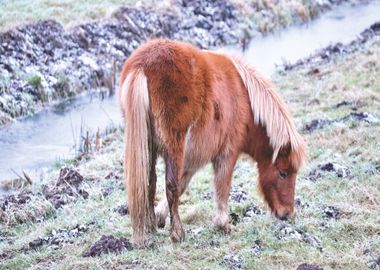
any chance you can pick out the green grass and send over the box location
[1,39,380,270]
[27,74,41,89]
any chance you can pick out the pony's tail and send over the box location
[120,69,154,247]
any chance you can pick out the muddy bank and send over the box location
[0,0,348,126]
[0,167,87,225]
[284,22,380,71]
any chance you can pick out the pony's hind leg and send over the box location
[164,151,187,242]
[212,152,238,234]
[155,169,196,228]
[148,146,158,232]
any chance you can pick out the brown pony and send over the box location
[118,39,306,247]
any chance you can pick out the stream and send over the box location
[0,1,379,187]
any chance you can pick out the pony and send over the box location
[118,39,306,248]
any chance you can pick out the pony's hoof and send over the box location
[214,222,231,234]
[131,236,153,249]
[170,226,185,243]
[155,201,169,228]
[156,214,166,228]
[213,214,231,234]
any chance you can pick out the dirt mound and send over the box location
[276,223,323,251]
[322,205,341,219]
[0,190,54,225]
[303,111,379,133]
[83,235,132,257]
[28,223,91,250]
[230,183,249,203]
[308,162,351,181]
[243,205,266,217]
[297,264,324,270]
[1,190,33,209]
[114,203,129,216]
[57,167,84,187]
[222,253,245,270]
[42,167,88,209]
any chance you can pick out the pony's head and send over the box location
[257,144,306,220]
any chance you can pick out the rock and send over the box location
[83,235,132,257]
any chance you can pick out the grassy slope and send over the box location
[1,39,380,270]
[0,0,144,30]
[0,0,335,32]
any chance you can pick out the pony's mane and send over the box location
[225,54,306,169]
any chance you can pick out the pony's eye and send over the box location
[279,171,288,179]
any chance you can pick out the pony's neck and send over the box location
[244,122,273,166]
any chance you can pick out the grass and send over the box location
[0,0,145,30]
[27,74,41,89]
[1,36,380,270]
[0,0,339,32]
[231,0,339,33]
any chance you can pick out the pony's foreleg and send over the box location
[164,152,187,242]
[212,153,238,234]
[155,169,196,228]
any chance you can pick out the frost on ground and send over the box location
[1,14,380,270]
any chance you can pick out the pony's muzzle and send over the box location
[274,207,293,221]
[276,211,290,221]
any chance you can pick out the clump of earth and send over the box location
[83,235,132,257]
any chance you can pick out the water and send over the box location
[0,93,122,181]
[227,1,380,75]
[0,1,379,184]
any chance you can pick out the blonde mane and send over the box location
[226,55,306,169]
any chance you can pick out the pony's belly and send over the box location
[183,125,220,173]
[183,143,210,173]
